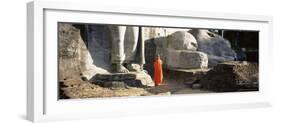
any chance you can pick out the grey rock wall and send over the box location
[58,23,97,80]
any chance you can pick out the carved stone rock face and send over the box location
[167,31,198,51]
[58,24,106,81]
[58,23,95,80]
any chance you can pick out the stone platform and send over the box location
[163,68,210,83]
[91,71,155,88]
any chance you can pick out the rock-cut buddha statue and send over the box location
[109,25,145,73]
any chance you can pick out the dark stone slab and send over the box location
[91,71,155,88]
[163,68,210,84]
[94,73,137,81]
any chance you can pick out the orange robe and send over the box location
[154,57,163,86]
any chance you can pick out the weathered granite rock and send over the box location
[58,23,97,80]
[167,31,198,50]
[165,49,208,69]
[188,29,237,67]
[198,61,258,92]
[92,71,155,87]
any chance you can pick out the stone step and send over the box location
[91,71,155,88]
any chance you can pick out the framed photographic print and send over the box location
[27,0,273,122]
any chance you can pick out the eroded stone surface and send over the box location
[58,23,97,80]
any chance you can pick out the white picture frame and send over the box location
[27,0,273,122]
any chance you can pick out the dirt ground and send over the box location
[60,77,209,99]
